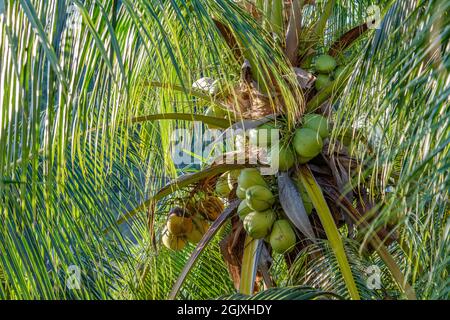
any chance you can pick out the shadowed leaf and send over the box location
[277,171,316,241]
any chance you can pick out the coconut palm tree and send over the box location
[0,0,448,300]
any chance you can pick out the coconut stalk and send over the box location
[328,23,369,57]
[239,236,263,294]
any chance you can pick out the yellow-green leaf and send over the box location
[298,166,360,300]
[239,236,262,295]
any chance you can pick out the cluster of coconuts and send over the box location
[235,168,297,254]
[313,54,345,91]
[162,194,224,251]
[211,113,331,254]
[216,167,296,254]
[232,114,329,171]
[259,114,329,171]
[291,113,329,164]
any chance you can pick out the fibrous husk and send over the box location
[187,193,224,221]
[222,82,282,120]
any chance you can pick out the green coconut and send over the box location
[215,173,231,198]
[298,155,313,164]
[315,74,332,91]
[237,199,253,220]
[303,114,329,139]
[227,169,241,189]
[246,185,275,212]
[270,144,295,172]
[237,168,268,190]
[236,186,247,200]
[315,54,337,73]
[269,220,297,254]
[248,122,279,147]
[293,128,324,158]
[333,66,345,80]
[243,210,276,239]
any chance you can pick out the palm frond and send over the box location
[221,285,341,300]
[331,0,449,298]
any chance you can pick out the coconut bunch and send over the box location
[311,54,345,92]
[161,186,226,251]
[212,113,329,170]
[236,169,297,254]
[216,167,299,255]
[162,207,211,251]
[245,113,329,168]
[212,113,330,255]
